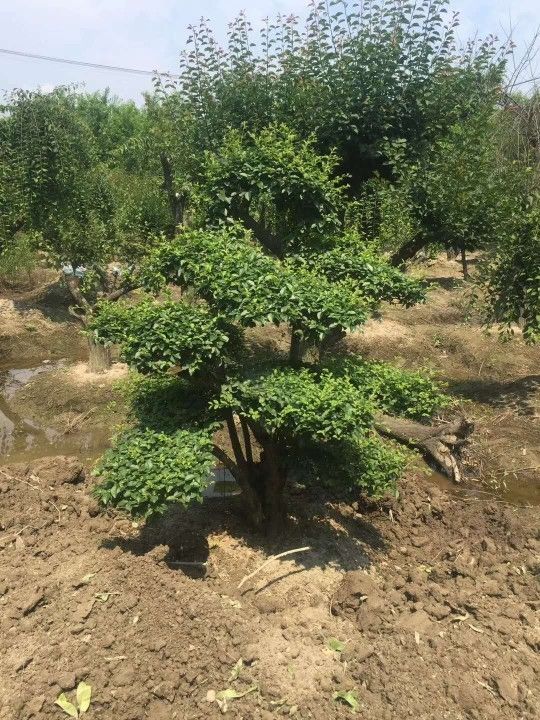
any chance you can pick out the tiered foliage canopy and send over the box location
[90,127,447,531]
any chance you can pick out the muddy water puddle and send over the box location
[0,360,111,464]
[427,467,540,507]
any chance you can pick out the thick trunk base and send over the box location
[239,464,287,537]
[375,414,474,483]
[390,237,428,266]
[239,486,286,536]
[87,337,112,373]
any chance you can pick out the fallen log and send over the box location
[374,414,474,483]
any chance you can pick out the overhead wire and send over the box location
[0,47,179,79]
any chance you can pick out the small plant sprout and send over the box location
[333,689,359,712]
[326,637,346,653]
[55,681,92,718]
[215,686,257,714]
[229,658,244,682]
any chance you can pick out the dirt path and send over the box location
[0,458,538,720]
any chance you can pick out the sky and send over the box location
[0,0,539,103]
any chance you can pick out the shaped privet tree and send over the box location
[90,128,466,533]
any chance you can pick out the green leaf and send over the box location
[55,693,78,718]
[215,685,257,713]
[327,637,345,653]
[229,658,244,682]
[333,690,359,711]
[76,682,92,714]
[93,426,215,520]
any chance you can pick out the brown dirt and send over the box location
[0,271,86,369]
[0,459,538,720]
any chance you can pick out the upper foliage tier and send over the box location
[133,224,424,343]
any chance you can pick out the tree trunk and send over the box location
[319,327,346,362]
[446,244,459,260]
[212,444,264,528]
[460,245,469,279]
[237,211,283,257]
[160,153,184,235]
[289,329,304,367]
[374,414,474,483]
[219,415,288,535]
[260,441,287,536]
[87,336,112,373]
[240,479,265,529]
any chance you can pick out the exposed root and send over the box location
[375,414,474,482]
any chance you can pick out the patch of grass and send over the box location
[0,233,38,282]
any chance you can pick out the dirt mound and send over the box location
[0,458,538,720]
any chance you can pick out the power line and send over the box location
[0,47,179,79]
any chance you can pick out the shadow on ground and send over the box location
[102,491,387,580]
[423,276,465,291]
[13,278,76,325]
[449,374,540,415]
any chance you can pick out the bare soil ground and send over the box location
[0,269,87,368]
[1,257,539,719]
[348,255,540,504]
[0,459,538,720]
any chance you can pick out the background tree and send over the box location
[3,88,120,368]
[483,89,540,341]
[480,178,540,343]
[0,100,31,278]
[384,114,509,273]
[160,1,505,228]
[1,87,170,369]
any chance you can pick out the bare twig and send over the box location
[0,524,30,545]
[237,546,311,590]
[62,407,97,434]
[0,467,39,490]
[475,679,497,697]
[468,623,485,634]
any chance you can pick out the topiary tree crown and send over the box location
[90,127,448,533]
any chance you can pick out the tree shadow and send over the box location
[448,374,540,416]
[102,489,387,582]
[13,278,77,325]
